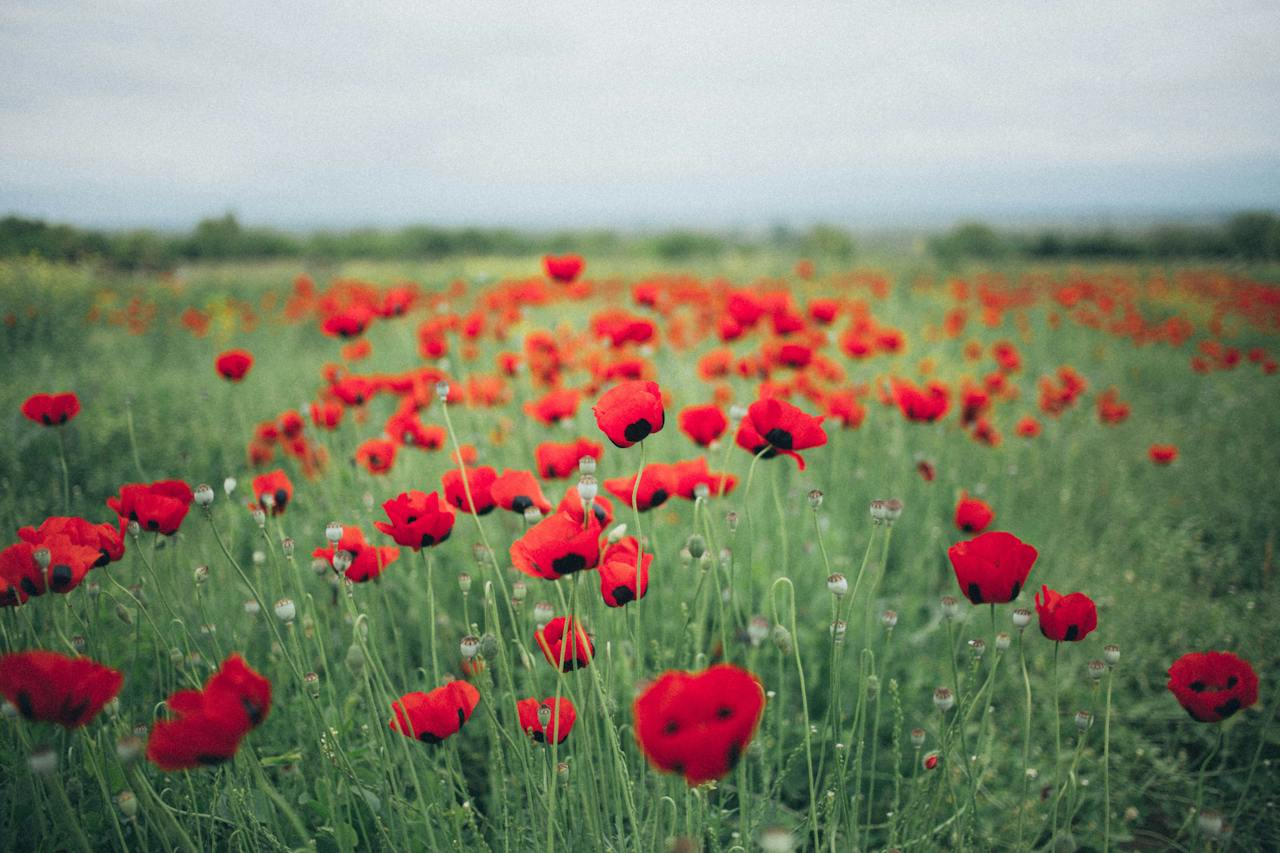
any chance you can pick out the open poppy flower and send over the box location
[2,534,100,598]
[599,536,650,607]
[672,457,737,499]
[558,487,614,527]
[535,438,604,479]
[735,418,805,470]
[0,650,122,728]
[517,696,577,744]
[18,516,125,568]
[1149,444,1178,465]
[947,531,1036,604]
[511,511,602,580]
[747,398,827,455]
[106,480,194,535]
[1167,651,1259,723]
[355,438,398,475]
[441,466,498,515]
[525,388,581,426]
[321,305,373,339]
[214,349,254,382]
[1034,585,1097,642]
[678,404,728,447]
[20,392,81,426]
[543,254,585,284]
[390,680,481,744]
[375,491,455,549]
[604,463,679,512]
[312,525,400,582]
[954,492,994,534]
[490,470,553,515]
[147,653,272,770]
[891,379,951,423]
[386,407,446,450]
[594,381,665,448]
[535,617,593,671]
[0,543,44,606]
[310,400,345,430]
[633,664,766,785]
[251,470,293,515]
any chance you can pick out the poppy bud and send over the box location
[1104,643,1120,667]
[607,524,627,544]
[304,671,321,698]
[686,535,706,559]
[458,572,472,594]
[224,477,237,495]
[115,603,134,625]
[333,550,353,574]
[1012,607,1032,629]
[576,474,598,503]
[435,381,450,401]
[831,620,847,644]
[910,727,926,748]
[578,455,597,475]
[251,508,266,528]
[28,747,57,776]
[194,483,214,507]
[881,609,898,629]
[127,520,141,537]
[808,489,824,509]
[933,686,955,712]
[748,616,769,646]
[969,638,986,660]
[116,790,139,819]
[772,625,793,655]
[941,595,960,620]
[461,636,481,660]
[480,634,499,658]
[274,599,296,623]
[1087,660,1106,681]
[866,675,879,699]
[995,632,1011,652]
[281,538,295,559]
[72,635,86,653]
[116,735,143,764]
[726,511,740,533]
[827,573,848,597]
[512,581,528,602]
[1074,710,1093,732]
[922,751,939,771]
[534,601,554,627]
[345,643,366,676]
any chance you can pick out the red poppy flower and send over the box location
[251,470,293,516]
[947,531,1037,605]
[146,653,272,770]
[594,381,665,448]
[535,438,604,479]
[604,463,679,512]
[1149,444,1178,465]
[1015,416,1041,438]
[633,664,766,785]
[312,525,400,582]
[277,410,305,439]
[20,392,81,426]
[954,492,995,534]
[891,379,951,423]
[375,491,455,550]
[735,418,807,470]
[0,651,122,728]
[490,470,553,515]
[517,696,577,744]
[106,480,194,535]
[389,681,480,744]
[678,404,728,447]
[310,400,345,430]
[1167,651,1259,723]
[525,388,581,426]
[535,617,593,671]
[214,349,254,382]
[355,438,398,475]
[18,516,125,568]
[558,487,614,527]
[0,543,44,606]
[511,511,602,580]
[321,305,373,339]
[1034,585,1097,642]
[385,407,446,450]
[747,398,827,458]
[599,536,651,607]
[441,466,498,515]
[672,458,737,500]
[543,254,585,284]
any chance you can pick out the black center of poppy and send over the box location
[16,692,34,720]
[420,533,436,547]
[50,564,73,591]
[611,586,635,605]
[511,496,533,512]
[242,696,264,726]
[716,705,734,720]
[197,754,230,766]
[418,731,443,745]
[41,414,53,425]
[531,731,546,743]
[663,720,680,735]
[1064,625,1079,642]
[552,553,587,575]
[1227,676,1238,688]
[624,419,652,443]
[726,741,744,771]
[967,583,984,604]
[1214,697,1242,719]
[274,489,289,508]
[20,578,38,596]
[59,697,89,726]
[648,490,668,508]
[1190,680,1207,693]
[1009,581,1022,600]
[763,428,793,449]
[146,519,159,531]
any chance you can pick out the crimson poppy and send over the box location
[1167,651,1259,723]
[947,531,1037,605]
[312,525,400,582]
[106,480,194,535]
[1034,585,1097,642]
[599,537,650,607]
[390,681,481,743]
[517,696,577,744]
[490,470,553,516]
[355,438,398,475]
[251,470,293,515]
[536,438,604,479]
[603,463,679,512]
[678,404,728,447]
[891,379,950,423]
[310,400,345,430]
[0,543,44,606]
[441,466,498,515]
[375,491,455,550]
[511,511,602,580]
[1149,444,1178,465]
[558,487,614,527]
[0,651,122,728]
[386,409,446,451]
[747,398,827,457]
[321,305,373,339]
[633,664,766,785]
[20,392,81,426]
[594,381,665,448]
[277,410,305,439]
[214,349,254,382]
[1015,416,1041,438]
[735,418,806,470]
[543,254,585,284]
[525,388,581,426]
[671,457,737,500]
[18,515,125,568]
[954,492,995,534]
[147,653,272,770]
[535,617,593,671]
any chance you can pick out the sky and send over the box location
[2,1,1279,230]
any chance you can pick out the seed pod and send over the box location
[332,550,353,574]
[1074,710,1093,732]
[933,686,955,712]
[281,538,295,559]
[969,638,987,660]
[71,635,86,653]
[883,498,904,523]
[827,573,848,597]
[831,620,847,644]
[28,747,57,776]
[534,601,554,627]
[435,381,450,401]
[995,632,1011,652]
[194,484,215,507]
[325,521,344,543]
[748,616,769,646]
[224,477,237,496]
[1012,607,1032,629]
[910,727,927,748]
[116,790,139,819]
[251,509,266,528]
[726,511,740,533]
[537,703,553,729]
[576,475,598,503]
[578,456,597,475]
[807,489,824,509]
[460,636,481,660]
[607,523,627,544]
[274,599,296,623]
[941,596,960,620]
[512,581,528,602]
[881,609,899,629]
[1087,660,1106,681]
[243,598,261,616]
[193,564,209,585]
[304,671,321,699]
[116,735,143,764]
[522,506,543,524]
[458,572,473,594]
[1104,643,1120,667]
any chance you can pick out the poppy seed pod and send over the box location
[30,546,50,570]
[910,727,927,748]
[194,483,215,508]
[126,520,140,537]
[760,826,795,853]
[252,509,266,528]
[941,595,960,620]
[831,620,847,644]
[1074,710,1093,732]
[458,572,472,594]
[304,671,321,699]
[534,601,554,627]
[726,511,740,533]
[748,616,769,646]
[808,489,824,509]
[72,635,86,653]
[325,522,343,544]
[28,747,58,776]
[827,573,848,597]
[116,790,139,819]
[460,636,481,660]
[273,599,296,623]
[578,455,597,475]
[224,477,237,495]
[1012,607,1032,629]
[995,632,1011,652]
[1198,811,1225,838]
[537,703,553,729]
[607,524,628,544]
[576,475,598,503]
[522,506,542,524]
[116,735,143,764]
[883,498,904,523]
[332,550,353,574]
[435,381,450,401]
[933,686,955,712]
[1104,643,1120,667]
[310,557,329,576]
[1087,660,1106,681]
[512,581,528,601]
[881,609,899,629]
[728,404,748,425]
[969,638,987,660]
[243,599,261,616]
[869,499,888,522]
[281,537,295,558]
[693,482,710,500]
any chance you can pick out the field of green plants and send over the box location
[1,253,1277,852]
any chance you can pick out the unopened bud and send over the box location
[325,521,343,543]
[311,557,329,576]
[772,625,793,655]
[345,643,366,676]
[686,535,706,560]
[115,603,134,626]
[194,483,215,507]
[1012,607,1032,629]
[480,634,499,659]
[304,671,321,698]
[933,686,955,712]
[274,598,296,623]
[922,751,939,771]
[116,790,139,819]
[168,647,184,667]
[807,489,824,509]
[827,573,848,597]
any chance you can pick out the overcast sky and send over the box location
[2,1,1278,229]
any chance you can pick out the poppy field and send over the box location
[1,253,1278,852]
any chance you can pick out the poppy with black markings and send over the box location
[511,511,602,580]
[146,653,271,770]
[252,469,293,516]
[1034,585,1097,642]
[948,531,1037,605]
[375,491,455,550]
[954,492,994,534]
[593,381,665,448]
[20,392,81,426]
[106,480,194,535]
[604,464,679,512]
[214,349,254,382]
[312,525,400,582]
[389,680,480,744]
[0,650,122,728]
[599,536,650,607]
[543,254,585,284]
[535,617,594,671]
[1167,651,1258,723]
[558,487,614,527]
[18,515,125,569]
[747,397,828,458]
[517,696,577,744]
[672,457,737,500]
[633,664,766,785]
[441,466,498,515]
[535,437,604,479]
[355,438,398,475]
[490,470,553,516]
